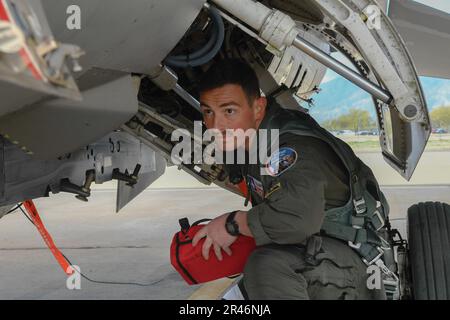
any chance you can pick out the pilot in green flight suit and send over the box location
[191,59,387,300]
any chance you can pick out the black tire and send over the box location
[407,202,450,300]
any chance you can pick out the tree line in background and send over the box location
[430,106,450,130]
[321,106,450,132]
[321,108,376,132]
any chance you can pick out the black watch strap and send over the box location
[225,211,240,236]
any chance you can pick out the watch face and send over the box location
[226,221,239,236]
[226,211,239,236]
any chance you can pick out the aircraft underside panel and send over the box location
[0,0,206,160]
[41,0,207,76]
[0,131,166,210]
[0,74,140,159]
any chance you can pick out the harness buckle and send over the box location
[348,240,361,249]
[374,256,400,299]
[348,225,364,249]
[353,198,367,215]
[362,246,384,266]
[370,209,385,231]
[376,258,400,298]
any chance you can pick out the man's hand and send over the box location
[192,212,237,261]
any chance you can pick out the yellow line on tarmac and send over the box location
[188,278,235,300]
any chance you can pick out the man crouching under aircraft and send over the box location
[191,59,389,300]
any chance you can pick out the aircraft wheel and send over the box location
[407,202,450,300]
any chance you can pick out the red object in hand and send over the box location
[170,218,256,285]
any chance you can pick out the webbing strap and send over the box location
[321,221,383,246]
[321,220,385,264]
[351,174,367,216]
[321,220,366,243]
[23,200,73,275]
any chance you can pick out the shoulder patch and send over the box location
[265,147,298,177]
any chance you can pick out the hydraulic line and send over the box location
[165,7,225,68]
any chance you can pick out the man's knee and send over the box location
[242,245,310,300]
[243,245,294,278]
[244,247,274,276]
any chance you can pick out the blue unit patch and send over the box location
[265,147,298,176]
[247,175,264,199]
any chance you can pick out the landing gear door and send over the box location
[0,0,82,100]
[305,0,432,180]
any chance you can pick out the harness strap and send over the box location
[322,220,383,244]
[321,220,366,243]
[321,220,386,264]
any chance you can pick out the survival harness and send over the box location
[261,100,398,282]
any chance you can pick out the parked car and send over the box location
[434,128,448,134]
[336,130,355,135]
[356,130,378,136]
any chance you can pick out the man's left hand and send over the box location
[192,212,238,261]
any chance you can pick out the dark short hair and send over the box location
[197,59,261,104]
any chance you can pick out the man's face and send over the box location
[200,84,266,151]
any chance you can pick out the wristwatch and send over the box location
[225,211,240,236]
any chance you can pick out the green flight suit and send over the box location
[233,100,386,300]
